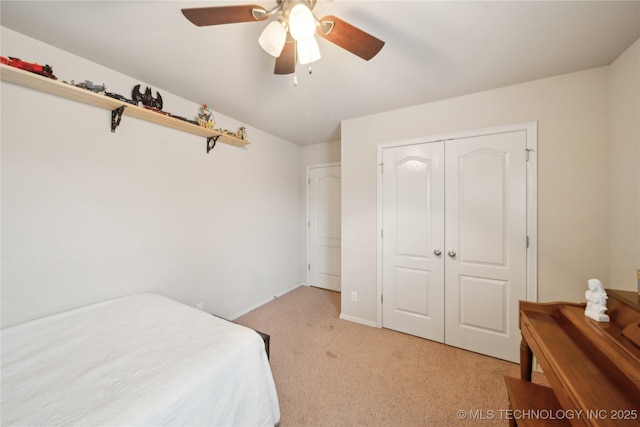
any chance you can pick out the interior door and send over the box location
[307,164,341,292]
[444,131,527,363]
[380,129,529,362]
[381,143,445,342]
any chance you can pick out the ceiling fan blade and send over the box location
[182,5,268,27]
[317,15,384,61]
[274,40,296,75]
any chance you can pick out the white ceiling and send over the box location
[2,1,639,146]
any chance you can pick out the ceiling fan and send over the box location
[181,0,385,75]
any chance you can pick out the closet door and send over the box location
[443,131,527,363]
[381,142,445,342]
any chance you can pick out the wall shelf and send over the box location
[0,64,250,151]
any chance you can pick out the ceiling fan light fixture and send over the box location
[297,36,321,65]
[181,3,385,75]
[289,3,316,42]
[258,18,287,57]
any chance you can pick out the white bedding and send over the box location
[1,293,280,426]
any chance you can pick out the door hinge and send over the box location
[381,294,384,304]
[308,264,311,270]
[526,236,530,248]
[379,163,384,173]
[308,220,310,228]
[381,229,383,239]
[525,148,532,161]
[308,178,311,185]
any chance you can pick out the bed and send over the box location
[1,293,280,426]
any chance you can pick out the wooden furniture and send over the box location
[504,377,569,427]
[505,289,640,426]
[0,63,250,152]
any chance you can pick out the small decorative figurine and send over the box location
[1,56,57,79]
[237,126,247,140]
[584,278,610,322]
[74,80,105,93]
[197,104,215,129]
[132,84,163,110]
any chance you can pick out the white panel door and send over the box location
[444,131,527,363]
[308,164,341,292]
[382,143,445,342]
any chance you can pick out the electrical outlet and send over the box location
[351,292,358,302]
[196,302,204,311]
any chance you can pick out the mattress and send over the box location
[1,293,280,426]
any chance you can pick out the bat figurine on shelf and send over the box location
[131,84,163,110]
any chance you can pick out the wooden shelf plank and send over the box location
[504,376,570,427]
[0,64,250,148]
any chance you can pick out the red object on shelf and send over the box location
[1,56,57,80]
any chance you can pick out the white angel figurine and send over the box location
[584,278,610,322]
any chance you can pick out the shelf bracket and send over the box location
[111,106,126,133]
[206,135,220,153]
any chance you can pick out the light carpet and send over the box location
[235,285,547,426]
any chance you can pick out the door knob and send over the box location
[434,249,442,256]
[448,250,457,258]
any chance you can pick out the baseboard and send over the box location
[228,282,304,320]
[339,313,379,328]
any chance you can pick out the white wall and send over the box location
[1,28,303,327]
[341,66,614,325]
[608,40,640,291]
[301,140,341,167]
